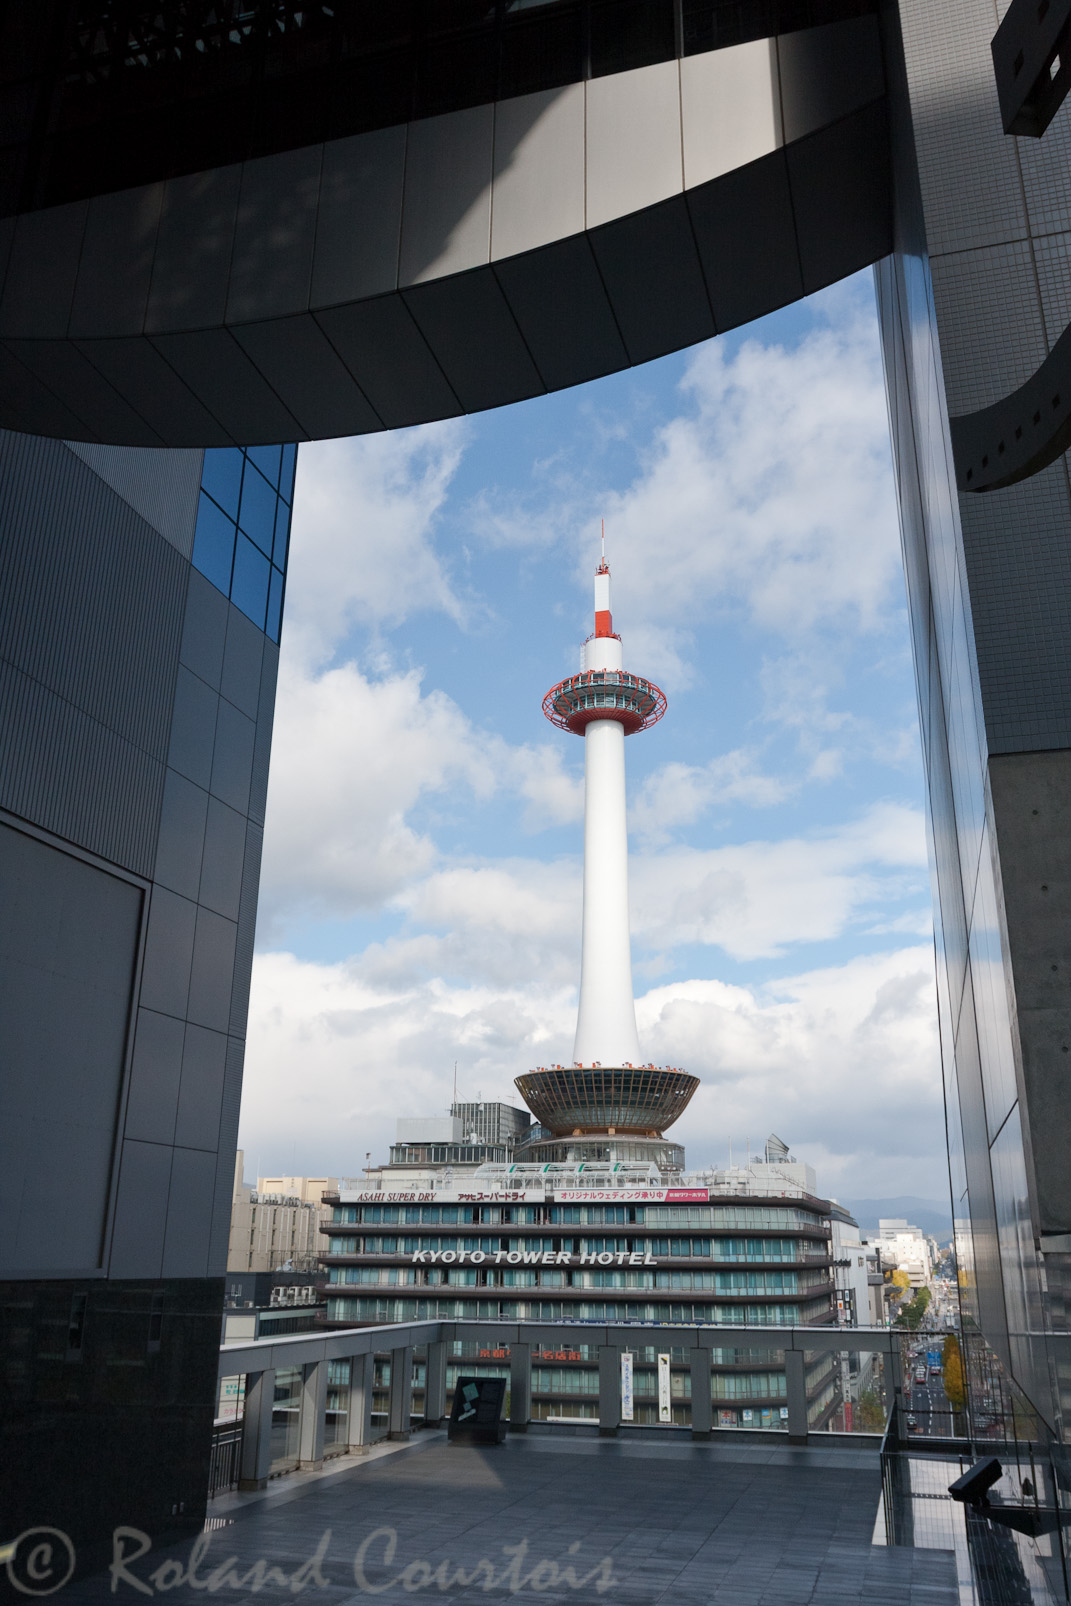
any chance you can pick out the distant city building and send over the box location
[226,1152,338,1273]
[385,1102,533,1171]
[876,1218,937,1289]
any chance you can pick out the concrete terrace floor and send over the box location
[66,1431,958,1605]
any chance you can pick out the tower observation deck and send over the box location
[517,541,698,1147]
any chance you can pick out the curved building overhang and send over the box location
[0,16,890,447]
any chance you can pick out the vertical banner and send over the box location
[658,1353,671,1422]
[620,1352,634,1422]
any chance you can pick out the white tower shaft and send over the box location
[572,575,642,1066]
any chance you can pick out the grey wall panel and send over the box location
[0,343,93,438]
[3,339,162,447]
[108,1138,172,1277]
[139,887,196,1021]
[0,434,186,757]
[680,42,781,189]
[688,152,803,332]
[249,643,279,830]
[400,106,494,286]
[187,907,237,1034]
[168,668,219,791]
[145,166,242,335]
[123,1008,184,1147]
[198,798,245,921]
[221,608,265,722]
[0,661,165,878]
[227,147,322,325]
[403,271,543,411]
[233,316,383,438]
[229,823,263,1039]
[785,102,893,296]
[0,202,88,339]
[491,86,586,261]
[154,769,209,901]
[208,1036,248,1274]
[68,184,164,340]
[585,60,682,230]
[162,1147,218,1278]
[776,17,885,144]
[180,571,229,693]
[311,126,406,308]
[174,1025,227,1153]
[0,820,142,1274]
[210,700,255,815]
[494,237,629,392]
[64,443,204,560]
[589,197,714,363]
[75,336,232,448]
[314,298,461,428]
[148,328,304,445]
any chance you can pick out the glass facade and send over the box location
[192,445,295,644]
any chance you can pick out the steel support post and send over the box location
[785,1349,808,1444]
[424,1341,447,1426]
[238,1367,276,1490]
[298,1359,327,1469]
[690,1348,712,1437]
[388,1345,413,1440]
[347,1352,373,1454]
[509,1341,531,1432]
[598,1345,621,1437]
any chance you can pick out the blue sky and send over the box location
[239,269,946,1204]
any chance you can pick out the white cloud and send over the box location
[630,750,791,845]
[241,943,944,1198]
[286,425,467,667]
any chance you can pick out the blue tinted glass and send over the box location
[279,443,297,504]
[192,492,237,596]
[231,533,271,630]
[273,496,293,570]
[200,448,244,518]
[238,463,277,556]
[246,444,282,487]
[266,566,285,643]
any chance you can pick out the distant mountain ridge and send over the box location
[836,1195,953,1243]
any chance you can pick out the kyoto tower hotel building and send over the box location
[320,553,838,1429]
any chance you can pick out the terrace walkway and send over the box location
[66,1430,957,1605]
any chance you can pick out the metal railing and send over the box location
[208,1423,243,1498]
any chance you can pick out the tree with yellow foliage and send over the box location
[942,1334,966,1412]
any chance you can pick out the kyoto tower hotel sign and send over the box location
[517,541,698,1143]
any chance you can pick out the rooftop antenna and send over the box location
[453,1061,457,1106]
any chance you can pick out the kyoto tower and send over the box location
[515,534,698,1155]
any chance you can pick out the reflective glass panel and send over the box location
[273,497,292,569]
[267,567,285,643]
[280,443,298,504]
[246,443,282,487]
[192,493,236,595]
[231,534,271,630]
[237,463,278,556]
[200,448,244,518]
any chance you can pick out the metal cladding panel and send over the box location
[493,235,629,391]
[314,296,461,428]
[123,1007,185,1147]
[144,165,242,335]
[589,195,715,363]
[74,335,233,447]
[311,126,407,308]
[229,821,264,1039]
[68,183,165,340]
[0,820,143,1274]
[0,202,88,339]
[687,150,804,331]
[232,315,383,438]
[3,338,162,446]
[64,443,204,559]
[208,1034,247,1275]
[0,434,187,874]
[784,100,893,296]
[490,85,586,261]
[403,269,544,411]
[226,147,322,325]
[0,342,91,438]
[148,327,304,445]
